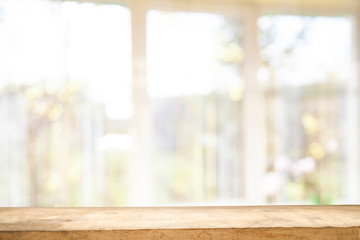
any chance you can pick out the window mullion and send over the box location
[242,5,267,204]
[129,0,154,205]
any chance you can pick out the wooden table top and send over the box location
[1,205,359,231]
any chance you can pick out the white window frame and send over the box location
[128,0,267,205]
[67,0,360,205]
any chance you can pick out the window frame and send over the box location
[128,0,267,205]
[59,0,360,204]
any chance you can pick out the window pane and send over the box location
[258,15,357,204]
[0,0,132,206]
[147,10,245,204]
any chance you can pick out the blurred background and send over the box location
[0,0,359,207]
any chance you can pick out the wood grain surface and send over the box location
[0,205,359,239]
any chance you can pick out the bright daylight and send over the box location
[0,0,359,208]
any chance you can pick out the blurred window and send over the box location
[147,10,245,204]
[0,0,359,207]
[258,15,357,204]
[0,0,132,206]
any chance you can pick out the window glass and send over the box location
[258,15,357,204]
[147,10,245,204]
[0,0,132,206]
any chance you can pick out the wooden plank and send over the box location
[0,228,359,240]
[0,206,359,240]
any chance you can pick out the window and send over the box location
[147,10,245,204]
[0,0,359,206]
[259,14,358,204]
[0,0,132,206]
